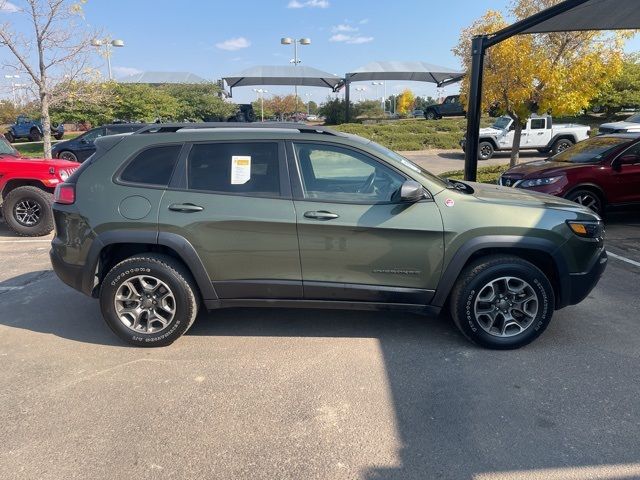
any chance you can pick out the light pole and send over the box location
[253,88,268,122]
[280,37,310,112]
[372,81,385,111]
[91,38,125,80]
[4,74,20,105]
[355,87,366,102]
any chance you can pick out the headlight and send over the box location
[567,220,604,239]
[518,176,562,188]
[59,169,69,181]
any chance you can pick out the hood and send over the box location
[466,180,591,213]
[502,159,588,178]
[478,126,503,136]
[1,154,79,169]
[599,120,640,131]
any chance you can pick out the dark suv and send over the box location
[50,123,606,349]
[52,123,145,162]
[424,95,466,120]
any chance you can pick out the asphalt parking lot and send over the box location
[1,212,639,480]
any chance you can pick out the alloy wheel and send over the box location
[573,192,601,213]
[473,276,539,337]
[14,199,41,226]
[114,275,176,334]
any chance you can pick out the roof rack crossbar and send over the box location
[134,122,337,136]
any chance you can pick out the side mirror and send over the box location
[400,180,425,203]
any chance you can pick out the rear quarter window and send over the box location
[119,145,182,186]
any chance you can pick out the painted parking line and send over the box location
[0,286,24,291]
[607,251,640,268]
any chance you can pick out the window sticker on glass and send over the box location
[231,155,251,184]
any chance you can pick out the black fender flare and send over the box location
[431,235,570,308]
[546,134,576,148]
[83,230,218,300]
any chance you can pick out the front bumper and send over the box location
[561,249,607,308]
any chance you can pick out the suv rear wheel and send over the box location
[425,110,437,120]
[552,138,573,155]
[1,185,54,236]
[449,255,555,349]
[29,128,42,142]
[99,254,199,347]
[58,150,78,162]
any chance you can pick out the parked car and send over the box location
[424,95,465,120]
[412,109,425,118]
[498,133,640,215]
[461,115,591,160]
[598,113,640,134]
[50,122,606,349]
[4,115,64,143]
[52,123,146,162]
[0,136,78,236]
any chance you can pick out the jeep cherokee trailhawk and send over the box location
[50,123,607,349]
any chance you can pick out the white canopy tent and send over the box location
[223,65,343,96]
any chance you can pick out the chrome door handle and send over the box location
[168,203,204,213]
[304,210,339,220]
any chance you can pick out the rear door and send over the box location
[158,140,302,300]
[289,141,444,304]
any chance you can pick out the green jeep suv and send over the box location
[50,123,607,349]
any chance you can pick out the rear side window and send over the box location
[187,142,280,196]
[120,145,181,186]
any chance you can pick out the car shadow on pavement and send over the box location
[0,271,125,347]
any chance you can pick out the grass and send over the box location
[440,164,509,184]
[11,133,78,158]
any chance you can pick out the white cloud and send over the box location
[359,18,369,24]
[329,34,374,44]
[287,0,329,8]
[113,66,142,77]
[215,37,251,51]
[332,23,357,33]
[0,1,19,13]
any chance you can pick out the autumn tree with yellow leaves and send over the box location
[396,89,416,117]
[454,0,630,166]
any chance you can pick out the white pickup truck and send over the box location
[462,115,591,160]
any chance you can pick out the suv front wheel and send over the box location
[449,255,555,349]
[100,254,199,347]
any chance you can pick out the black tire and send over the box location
[100,254,199,347]
[54,133,64,140]
[449,255,555,349]
[537,148,551,154]
[478,141,494,160]
[565,188,604,216]
[58,150,78,162]
[1,185,54,236]
[29,128,42,142]
[425,110,437,120]
[4,132,14,143]
[551,138,573,155]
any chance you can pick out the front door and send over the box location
[611,143,640,204]
[158,140,302,299]
[289,141,444,304]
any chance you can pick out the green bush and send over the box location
[439,164,509,184]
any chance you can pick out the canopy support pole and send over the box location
[344,77,351,123]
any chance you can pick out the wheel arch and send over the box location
[548,134,577,147]
[478,137,498,149]
[1,179,52,200]
[431,235,569,310]
[85,230,218,302]
[564,183,607,204]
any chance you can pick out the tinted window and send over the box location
[530,119,546,130]
[553,136,629,163]
[120,145,181,186]
[294,143,404,203]
[81,128,105,143]
[187,142,280,196]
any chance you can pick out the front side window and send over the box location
[293,143,405,203]
[187,142,280,196]
[81,128,105,143]
[530,119,546,130]
[120,145,181,186]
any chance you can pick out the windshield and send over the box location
[553,136,629,163]
[0,137,18,156]
[625,114,640,123]
[364,139,448,188]
[492,117,511,130]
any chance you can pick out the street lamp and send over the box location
[253,88,268,122]
[281,37,311,111]
[4,74,20,105]
[91,38,125,81]
[372,81,386,111]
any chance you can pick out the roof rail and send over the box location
[134,122,338,136]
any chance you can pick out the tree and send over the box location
[414,96,436,111]
[318,97,355,125]
[354,99,384,118]
[263,95,298,121]
[396,89,416,116]
[112,84,180,122]
[0,0,96,157]
[593,54,640,113]
[307,100,318,115]
[160,83,237,121]
[454,0,628,166]
[50,79,116,126]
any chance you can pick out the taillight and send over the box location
[54,183,75,204]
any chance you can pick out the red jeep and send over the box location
[0,136,78,236]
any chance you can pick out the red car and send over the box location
[499,134,640,215]
[0,136,78,236]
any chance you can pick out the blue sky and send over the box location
[3,0,640,105]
